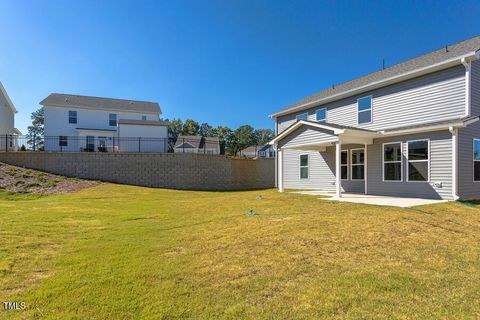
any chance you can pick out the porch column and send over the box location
[335,141,342,198]
[278,148,284,192]
[364,143,368,195]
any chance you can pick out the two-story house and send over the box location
[41,93,168,152]
[0,81,21,150]
[270,35,480,200]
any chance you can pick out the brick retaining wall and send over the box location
[0,152,275,190]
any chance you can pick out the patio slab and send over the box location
[290,191,448,207]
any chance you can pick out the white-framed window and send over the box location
[299,154,309,179]
[407,139,429,182]
[351,148,365,180]
[357,96,372,124]
[383,142,402,181]
[68,110,77,124]
[296,113,308,121]
[59,136,68,147]
[316,108,327,122]
[109,113,117,126]
[341,150,348,180]
[474,139,480,182]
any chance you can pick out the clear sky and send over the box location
[1,0,479,134]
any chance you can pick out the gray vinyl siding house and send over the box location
[270,36,480,200]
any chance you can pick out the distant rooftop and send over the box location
[40,93,161,114]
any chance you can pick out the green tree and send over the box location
[254,128,274,145]
[234,125,256,150]
[27,107,44,150]
[225,132,240,156]
[164,118,183,139]
[199,123,213,137]
[182,119,200,136]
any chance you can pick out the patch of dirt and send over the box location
[0,162,99,195]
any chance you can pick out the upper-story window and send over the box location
[296,113,308,121]
[316,108,327,122]
[357,96,372,124]
[109,113,117,126]
[68,111,77,124]
[142,115,147,121]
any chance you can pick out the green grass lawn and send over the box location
[0,185,479,319]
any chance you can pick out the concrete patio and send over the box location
[290,191,449,207]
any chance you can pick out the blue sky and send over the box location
[1,0,479,134]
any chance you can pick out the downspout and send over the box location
[461,57,471,117]
[449,126,459,201]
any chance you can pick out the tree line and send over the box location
[163,118,274,155]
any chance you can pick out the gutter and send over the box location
[270,51,478,118]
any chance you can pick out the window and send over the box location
[474,139,480,181]
[59,136,68,147]
[357,96,372,124]
[296,113,308,121]
[351,149,365,180]
[316,108,327,121]
[407,140,429,182]
[341,150,348,180]
[142,115,147,121]
[383,142,402,181]
[69,111,77,124]
[109,113,117,126]
[300,154,309,179]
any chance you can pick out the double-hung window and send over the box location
[383,142,402,181]
[407,139,429,182]
[351,149,365,180]
[316,108,326,122]
[69,111,77,124]
[109,113,117,126]
[341,150,348,180]
[357,96,372,124]
[474,139,480,181]
[300,154,309,179]
[296,113,308,121]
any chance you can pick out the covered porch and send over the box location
[271,120,381,199]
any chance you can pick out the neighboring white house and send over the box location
[0,81,21,151]
[240,145,275,158]
[41,93,167,152]
[174,136,220,154]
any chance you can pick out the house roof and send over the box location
[40,93,161,115]
[241,145,272,153]
[272,35,480,117]
[0,81,17,113]
[380,116,479,135]
[174,135,220,149]
[118,119,167,126]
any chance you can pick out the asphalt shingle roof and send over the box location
[40,93,161,114]
[275,35,480,116]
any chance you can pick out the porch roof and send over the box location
[270,120,380,149]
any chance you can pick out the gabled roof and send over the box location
[269,120,379,145]
[0,81,17,113]
[241,145,272,153]
[174,136,220,149]
[40,93,161,114]
[272,35,480,117]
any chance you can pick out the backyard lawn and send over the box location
[0,184,479,319]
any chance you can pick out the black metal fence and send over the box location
[0,135,224,154]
